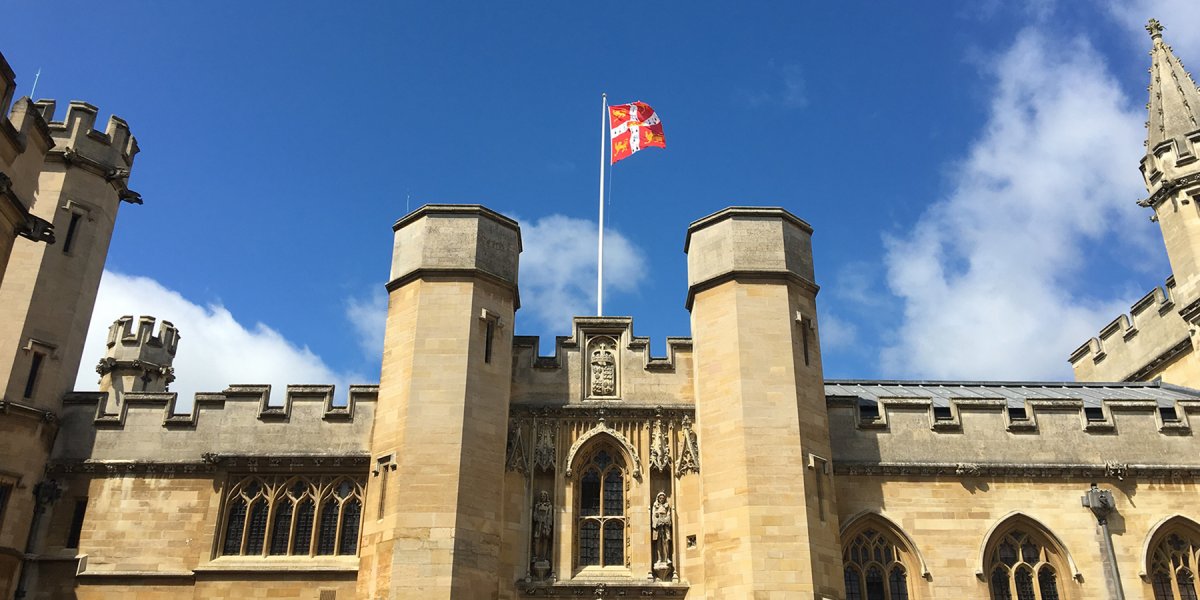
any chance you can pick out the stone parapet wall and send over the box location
[53,384,377,464]
[1070,278,1191,382]
[511,316,693,406]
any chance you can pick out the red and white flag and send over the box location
[609,101,665,164]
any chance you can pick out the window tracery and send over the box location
[219,475,364,557]
[576,445,626,568]
[1151,529,1200,600]
[987,529,1062,600]
[842,526,911,600]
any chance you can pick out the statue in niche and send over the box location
[532,490,554,561]
[589,338,617,396]
[651,491,673,566]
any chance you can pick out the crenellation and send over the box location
[510,317,694,405]
[38,99,138,173]
[1070,277,1189,382]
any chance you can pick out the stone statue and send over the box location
[651,491,672,565]
[589,339,616,396]
[532,490,553,561]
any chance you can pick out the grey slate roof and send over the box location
[824,379,1200,408]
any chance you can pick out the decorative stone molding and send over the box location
[46,455,369,475]
[674,416,699,478]
[649,412,671,472]
[506,419,529,475]
[516,580,687,597]
[532,422,556,472]
[835,461,1200,480]
[564,422,642,480]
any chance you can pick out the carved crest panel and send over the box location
[587,336,619,399]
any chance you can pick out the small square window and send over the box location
[1160,406,1180,422]
[1084,406,1105,422]
[933,406,954,421]
[859,403,880,422]
[1008,406,1029,421]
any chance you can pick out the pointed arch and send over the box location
[976,512,1081,582]
[1140,514,1200,580]
[840,510,930,579]
[564,424,642,480]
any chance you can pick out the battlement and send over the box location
[54,384,378,464]
[1069,277,1190,382]
[104,314,179,360]
[826,380,1200,475]
[33,99,138,174]
[511,316,694,405]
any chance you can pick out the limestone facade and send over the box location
[4,20,1200,600]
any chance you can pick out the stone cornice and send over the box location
[46,454,370,475]
[685,270,820,311]
[1138,172,1200,209]
[517,580,688,597]
[0,398,58,424]
[385,267,520,309]
[43,147,141,203]
[834,461,1200,480]
[1125,337,1193,381]
[509,403,694,420]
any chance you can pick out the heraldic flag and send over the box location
[609,101,666,164]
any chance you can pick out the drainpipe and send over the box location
[13,479,62,599]
[1081,483,1125,600]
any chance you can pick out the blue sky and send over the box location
[3,1,1198,401]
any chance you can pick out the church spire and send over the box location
[1145,18,1200,154]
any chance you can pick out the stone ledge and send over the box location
[517,579,689,597]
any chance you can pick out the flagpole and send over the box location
[597,93,607,316]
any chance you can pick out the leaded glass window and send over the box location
[1151,529,1200,600]
[987,529,1061,600]
[842,526,911,600]
[219,475,364,557]
[575,445,626,569]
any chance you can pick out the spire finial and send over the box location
[1146,18,1164,41]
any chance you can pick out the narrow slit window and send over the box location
[23,351,44,399]
[0,483,12,535]
[801,324,810,366]
[62,213,82,254]
[65,498,88,548]
[484,319,495,364]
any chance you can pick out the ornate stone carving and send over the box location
[506,419,529,475]
[588,337,618,397]
[533,423,556,472]
[675,416,700,478]
[955,463,981,477]
[564,421,642,480]
[649,414,671,472]
[1105,462,1129,481]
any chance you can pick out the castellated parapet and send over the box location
[1070,277,1191,383]
[53,384,378,466]
[95,315,179,413]
[33,99,138,181]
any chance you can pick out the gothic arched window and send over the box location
[842,525,912,600]
[576,445,626,568]
[986,529,1062,600]
[1150,527,1200,600]
[219,475,364,557]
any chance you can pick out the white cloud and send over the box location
[517,214,647,334]
[345,287,387,360]
[77,271,360,409]
[817,310,859,352]
[880,29,1153,380]
[1106,0,1200,52]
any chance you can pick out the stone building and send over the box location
[2,19,1200,600]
